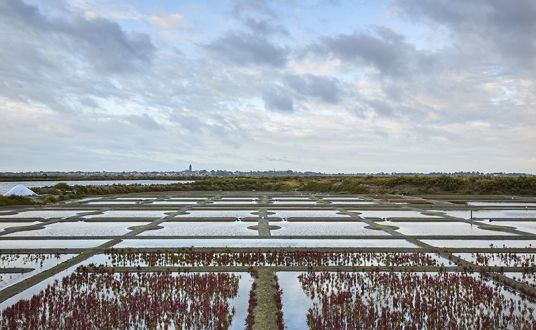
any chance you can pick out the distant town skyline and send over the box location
[1,0,535,173]
[0,170,533,177]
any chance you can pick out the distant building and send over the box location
[188,164,192,172]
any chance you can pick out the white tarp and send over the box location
[3,184,36,197]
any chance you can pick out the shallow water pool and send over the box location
[83,210,173,218]
[487,221,536,234]
[87,201,138,205]
[422,239,535,248]
[143,222,257,236]
[323,197,364,200]
[0,239,109,249]
[175,210,256,219]
[6,222,147,237]
[150,201,197,205]
[387,221,516,236]
[441,210,536,219]
[0,254,76,291]
[269,210,349,218]
[0,210,86,219]
[329,201,376,205]
[115,238,417,248]
[271,222,384,236]
[352,210,440,219]
[467,202,536,207]
[211,201,258,205]
[272,201,318,205]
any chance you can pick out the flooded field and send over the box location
[0,191,535,328]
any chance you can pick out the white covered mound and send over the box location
[3,184,36,197]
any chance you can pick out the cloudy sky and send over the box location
[1,0,535,173]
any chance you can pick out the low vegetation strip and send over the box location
[1,175,535,207]
[250,269,282,330]
[190,175,536,195]
[0,176,536,205]
[34,175,536,195]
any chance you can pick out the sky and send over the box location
[0,0,535,173]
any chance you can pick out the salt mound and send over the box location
[3,184,36,197]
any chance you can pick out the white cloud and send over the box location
[287,58,342,76]
[148,14,183,29]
